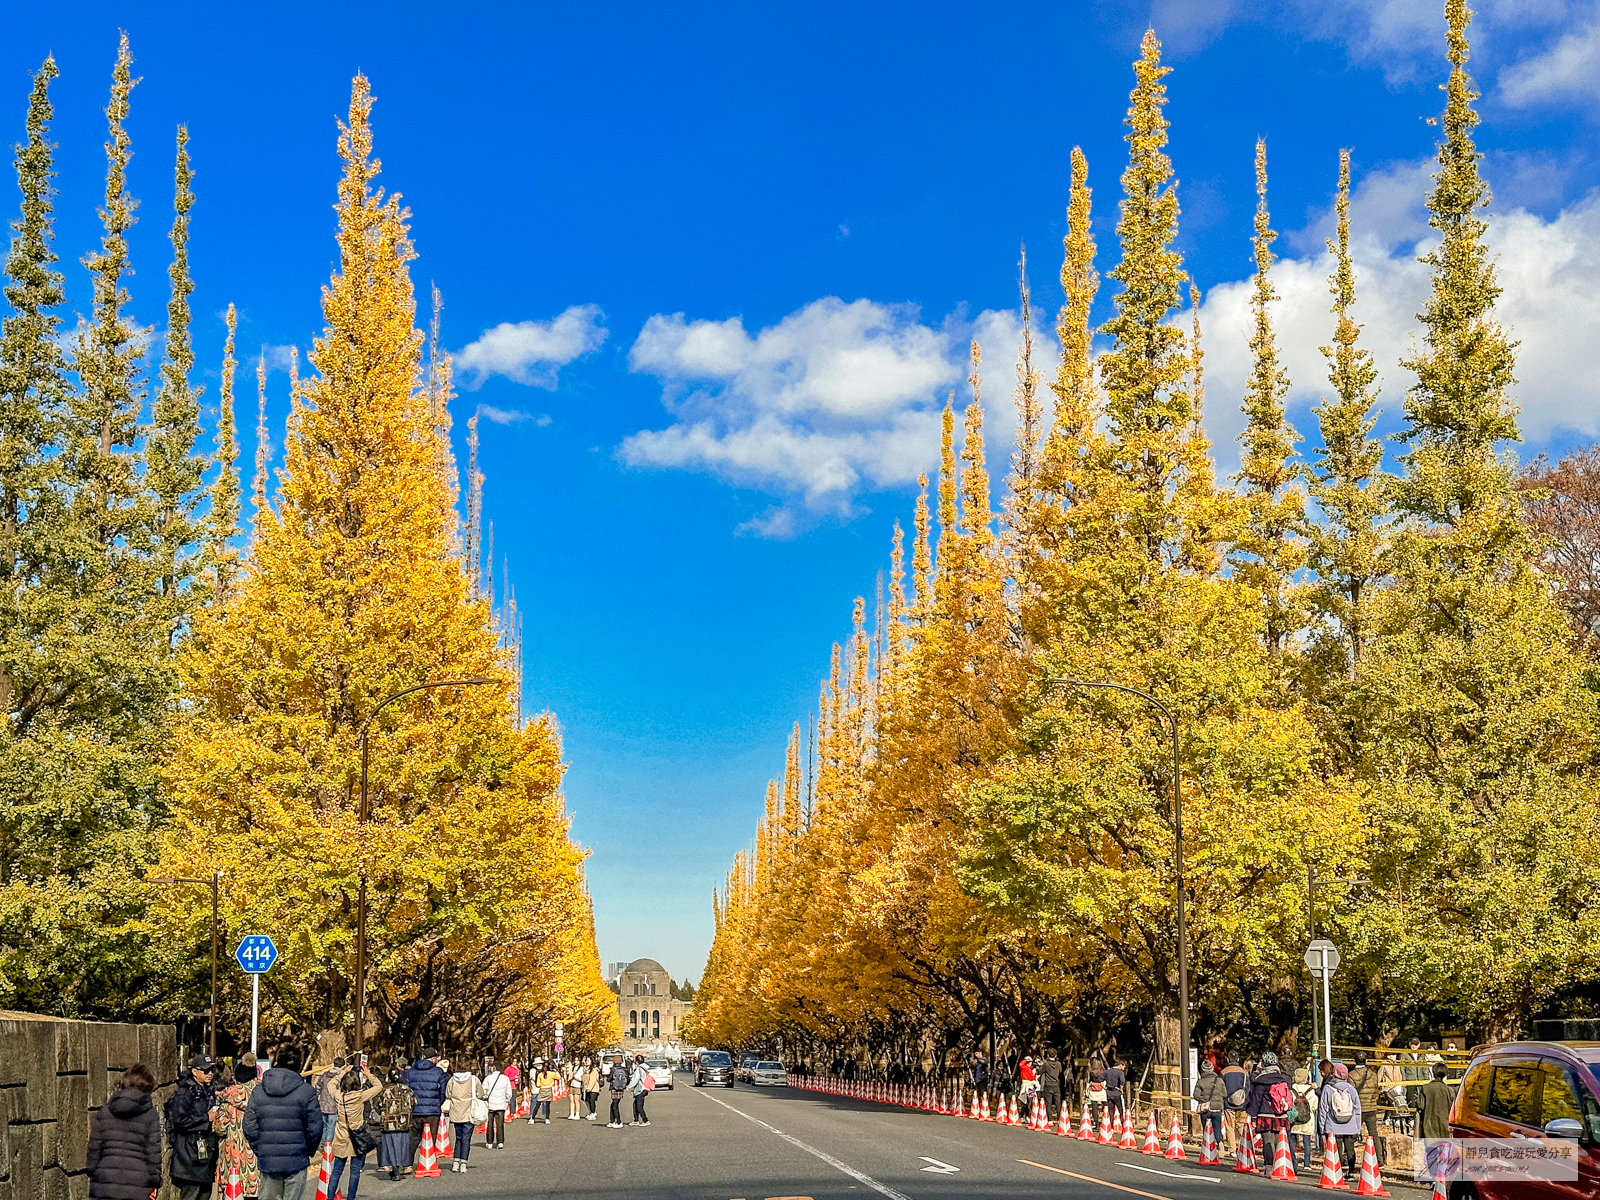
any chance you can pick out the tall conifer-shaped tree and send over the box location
[207,305,241,601]
[1231,139,1305,655]
[163,76,606,1041]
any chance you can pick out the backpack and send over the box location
[1226,1084,1249,1108]
[609,1064,629,1091]
[1270,1080,1295,1118]
[1292,1086,1313,1126]
[1328,1084,1354,1122]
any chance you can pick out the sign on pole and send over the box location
[235,936,278,1057]
[1304,938,1339,1066]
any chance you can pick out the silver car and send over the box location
[749,1061,787,1086]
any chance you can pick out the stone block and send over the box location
[0,1019,55,1090]
[83,1026,108,1109]
[40,1117,56,1169]
[55,1077,88,1173]
[39,1166,67,1200]
[103,1026,138,1074]
[0,1114,10,1182]
[67,1175,87,1200]
[9,1124,40,1200]
[4,1084,27,1124]
[56,1023,87,1075]
[137,1027,176,1088]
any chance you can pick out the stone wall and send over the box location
[0,1013,178,1200]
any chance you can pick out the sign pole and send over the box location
[1320,947,1334,1064]
[251,973,260,1056]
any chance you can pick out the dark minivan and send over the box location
[1449,1041,1600,1200]
[697,1050,734,1088]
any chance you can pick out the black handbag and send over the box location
[349,1121,379,1157]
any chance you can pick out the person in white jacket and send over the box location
[627,1055,650,1128]
[480,1060,514,1149]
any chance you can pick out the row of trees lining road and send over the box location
[0,40,620,1055]
[685,2,1600,1097]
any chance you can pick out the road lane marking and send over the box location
[688,1086,916,1200]
[1115,1162,1220,1183]
[918,1158,959,1174]
[1018,1159,1175,1200]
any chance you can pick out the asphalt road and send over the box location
[348,1072,1416,1200]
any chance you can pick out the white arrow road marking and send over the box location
[1116,1161,1220,1182]
[687,1085,915,1200]
[918,1158,960,1174]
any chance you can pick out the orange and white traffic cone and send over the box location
[1270,1132,1298,1181]
[1199,1119,1220,1166]
[314,1142,332,1200]
[980,1092,991,1122]
[1119,1108,1138,1149]
[225,1168,242,1200]
[1234,1123,1259,1174]
[1430,1174,1448,1200]
[1318,1134,1350,1191]
[1141,1109,1162,1155]
[1078,1103,1094,1140]
[1165,1114,1188,1160]
[1355,1136,1391,1197]
[970,1092,981,1119]
[1008,1094,1020,1126]
[416,1123,440,1178]
[1058,1103,1074,1136]
[435,1119,453,1162]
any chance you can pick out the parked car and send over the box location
[737,1052,761,1081]
[645,1058,674,1090]
[750,1061,787,1087]
[696,1050,734,1088]
[1447,1040,1600,1200]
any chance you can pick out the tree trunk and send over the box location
[1153,999,1180,1106]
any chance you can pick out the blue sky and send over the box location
[10,0,1600,985]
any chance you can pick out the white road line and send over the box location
[687,1085,917,1200]
[1115,1161,1221,1182]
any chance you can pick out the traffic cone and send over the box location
[1355,1136,1391,1197]
[225,1168,242,1200]
[980,1092,990,1122]
[314,1142,332,1200]
[1057,1103,1074,1136]
[1318,1133,1350,1190]
[1234,1123,1259,1174]
[1199,1119,1220,1166]
[435,1119,453,1161]
[1099,1109,1114,1144]
[415,1123,440,1178]
[1007,1094,1019,1126]
[1077,1104,1093,1140]
[970,1092,980,1119]
[1270,1132,1298,1181]
[1165,1114,1188,1161]
[1036,1098,1049,1131]
[1141,1109,1162,1155]
[1430,1174,1447,1200]
[1119,1108,1138,1149]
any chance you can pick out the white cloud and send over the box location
[455,304,608,389]
[476,404,552,426]
[1198,159,1600,475]
[1500,17,1600,106]
[622,297,1050,532]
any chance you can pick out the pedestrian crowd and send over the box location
[86,1044,661,1200]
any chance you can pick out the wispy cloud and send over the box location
[456,304,609,389]
[476,405,553,427]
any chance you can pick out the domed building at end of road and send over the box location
[614,957,692,1048]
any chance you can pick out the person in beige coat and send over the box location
[442,1071,483,1173]
[326,1067,383,1200]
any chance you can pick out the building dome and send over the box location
[625,958,667,975]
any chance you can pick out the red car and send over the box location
[1448,1041,1600,1200]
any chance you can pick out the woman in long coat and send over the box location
[87,1065,163,1200]
[212,1057,262,1197]
[326,1065,384,1200]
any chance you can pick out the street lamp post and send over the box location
[150,872,221,1059]
[1050,677,1190,1107]
[353,678,493,1052]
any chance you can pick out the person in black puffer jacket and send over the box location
[165,1056,219,1200]
[89,1065,163,1200]
[244,1047,322,1200]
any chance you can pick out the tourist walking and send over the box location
[565,1060,584,1120]
[607,1054,629,1127]
[1085,1068,1108,1129]
[583,1058,601,1121]
[1038,1050,1064,1123]
[443,1066,483,1172]
[1191,1059,1226,1151]
[212,1054,262,1197]
[1317,1062,1363,1173]
[1221,1054,1249,1153]
[1347,1051,1387,1165]
[533,1059,559,1124]
[377,1068,414,1180]
[1103,1058,1128,1120]
[326,1064,383,1200]
[1244,1051,1294,1167]
[482,1059,514,1146]
[629,1054,651,1127]
[88,1065,162,1200]
[402,1048,446,1170]
[166,1054,220,1200]
[1289,1067,1319,1171]
[244,1047,323,1200]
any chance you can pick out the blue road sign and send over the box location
[235,935,278,974]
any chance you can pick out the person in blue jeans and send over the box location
[326,1066,382,1200]
[1192,1060,1227,1150]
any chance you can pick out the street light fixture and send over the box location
[149,872,221,1059]
[1049,676,1190,1108]
[353,678,494,1051]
